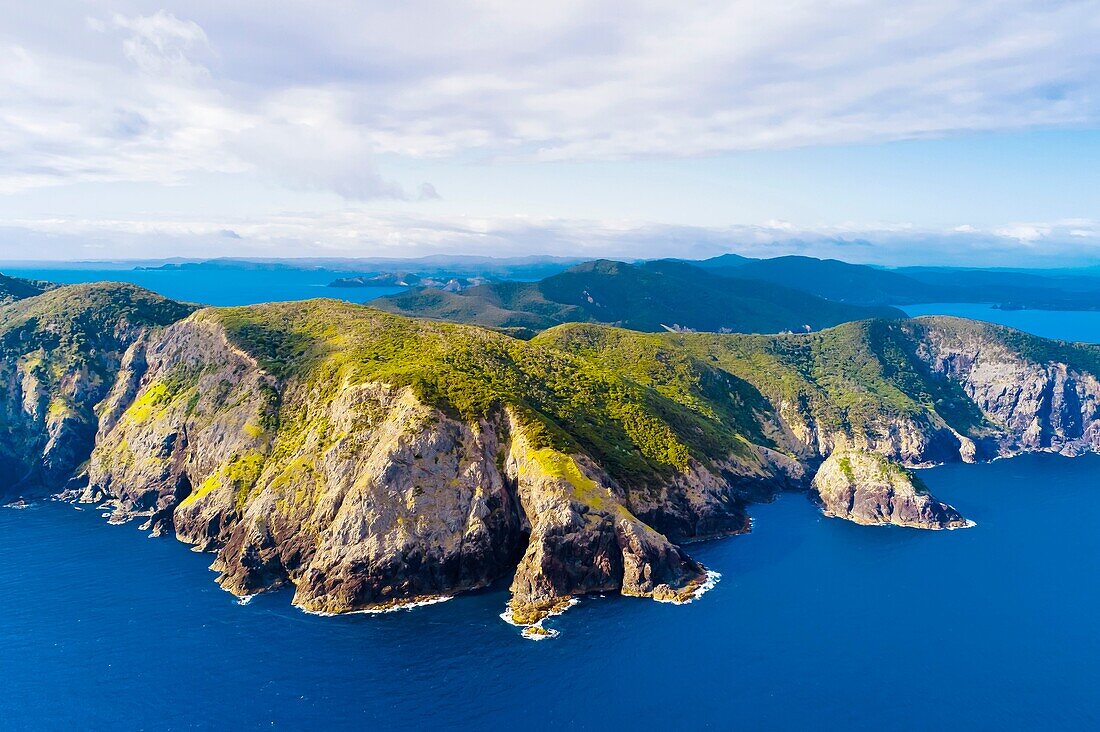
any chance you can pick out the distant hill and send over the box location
[137,255,580,281]
[0,273,53,303]
[704,254,1100,310]
[371,259,904,334]
[705,255,945,305]
[688,253,751,269]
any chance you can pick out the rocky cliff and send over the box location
[6,284,1100,632]
[812,450,968,529]
[65,301,754,628]
[0,283,192,498]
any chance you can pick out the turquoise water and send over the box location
[3,452,1099,729]
[3,267,403,306]
[905,302,1100,343]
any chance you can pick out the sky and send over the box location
[1,1,1099,266]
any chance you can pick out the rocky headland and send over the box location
[4,279,1100,632]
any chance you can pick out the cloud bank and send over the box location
[2,1,1099,194]
[3,213,1098,267]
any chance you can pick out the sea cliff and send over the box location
[5,283,1100,628]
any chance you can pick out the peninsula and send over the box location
[3,272,1098,635]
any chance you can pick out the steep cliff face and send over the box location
[0,284,192,499]
[915,318,1100,458]
[504,431,709,624]
[812,450,968,529]
[79,303,748,624]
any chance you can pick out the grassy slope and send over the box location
[0,282,194,355]
[215,302,1093,490]
[212,300,750,486]
[534,317,998,444]
[372,259,904,334]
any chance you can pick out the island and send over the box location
[329,272,491,291]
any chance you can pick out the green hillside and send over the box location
[372,259,903,334]
[0,282,195,490]
[214,299,746,484]
[0,273,53,304]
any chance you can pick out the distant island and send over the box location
[4,264,1100,637]
[134,255,582,282]
[329,272,492,291]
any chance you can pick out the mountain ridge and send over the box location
[372,258,904,335]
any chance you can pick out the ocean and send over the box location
[2,267,404,307]
[904,302,1100,343]
[2,277,1098,729]
[4,453,1099,729]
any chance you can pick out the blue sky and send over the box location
[1,1,1099,265]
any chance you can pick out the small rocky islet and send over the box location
[3,276,1100,633]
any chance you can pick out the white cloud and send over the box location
[1,2,1098,264]
[993,224,1052,242]
[110,10,209,77]
[0,8,415,199]
[2,213,1098,267]
[2,1,1100,194]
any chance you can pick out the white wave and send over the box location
[652,569,722,605]
[499,597,578,628]
[298,595,454,617]
[298,607,336,618]
[521,625,559,641]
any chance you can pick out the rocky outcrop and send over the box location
[0,284,192,499]
[812,450,968,529]
[504,432,709,624]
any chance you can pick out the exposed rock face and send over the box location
[77,310,737,622]
[505,432,708,624]
[0,284,192,499]
[85,313,523,610]
[812,450,968,529]
[917,320,1100,458]
[11,285,1100,630]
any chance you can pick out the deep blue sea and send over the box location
[4,453,1100,730]
[3,276,1100,729]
